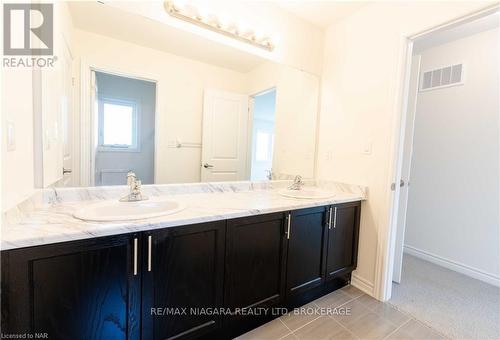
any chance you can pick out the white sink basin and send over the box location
[73,199,185,222]
[279,189,336,199]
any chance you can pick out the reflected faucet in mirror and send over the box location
[120,171,148,202]
[288,175,304,190]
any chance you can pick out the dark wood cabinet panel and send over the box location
[1,234,141,340]
[286,206,328,297]
[224,213,287,337]
[326,202,361,279]
[142,221,226,340]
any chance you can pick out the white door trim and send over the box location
[79,59,160,187]
[378,4,500,301]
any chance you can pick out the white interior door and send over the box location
[201,89,249,182]
[393,55,421,283]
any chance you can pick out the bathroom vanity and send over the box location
[1,182,363,340]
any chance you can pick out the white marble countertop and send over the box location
[1,180,366,251]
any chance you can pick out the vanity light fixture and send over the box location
[164,1,274,51]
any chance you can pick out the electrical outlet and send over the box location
[6,121,15,151]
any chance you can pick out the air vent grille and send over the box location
[420,64,463,91]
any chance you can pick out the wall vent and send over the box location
[420,64,463,91]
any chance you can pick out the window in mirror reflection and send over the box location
[250,89,276,180]
[98,100,138,150]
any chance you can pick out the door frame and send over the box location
[380,5,499,301]
[80,60,160,186]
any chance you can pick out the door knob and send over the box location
[203,163,214,169]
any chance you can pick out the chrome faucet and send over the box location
[288,175,304,190]
[120,171,148,202]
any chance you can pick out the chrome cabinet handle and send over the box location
[203,163,214,168]
[286,213,291,239]
[328,207,333,229]
[333,207,338,229]
[148,235,152,272]
[133,237,138,276]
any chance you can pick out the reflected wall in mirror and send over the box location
[36,1,320,188]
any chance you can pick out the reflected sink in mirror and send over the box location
[279,189,336,200]
[73,199,185,222]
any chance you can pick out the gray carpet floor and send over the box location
[390,254,500,340]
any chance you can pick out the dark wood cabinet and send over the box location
[285,206,328,297]
[1,233,141,340]
[224,213,287,337]
[325,202,361,280]
[1,202,361,340]
[142,221,226,340]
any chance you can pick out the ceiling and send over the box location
[275,1,368,28]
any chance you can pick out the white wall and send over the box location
[274,66,318,178]
[404,28,500,284]
[1,69,35,212]
[316,1,495,297]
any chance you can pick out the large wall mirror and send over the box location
[36,1,320,188]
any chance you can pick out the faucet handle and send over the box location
[294,175,303,183]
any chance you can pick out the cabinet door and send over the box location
[326,202,361,279]
[1,234,141,340]
[286,206,328,297]
[224,213,287,336]
[142,221,225,340]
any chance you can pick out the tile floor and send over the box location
[237,285,446,340]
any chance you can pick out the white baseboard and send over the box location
[351,273,375,296]
[403,245,500,287]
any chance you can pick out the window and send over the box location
[98,99,138,151]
